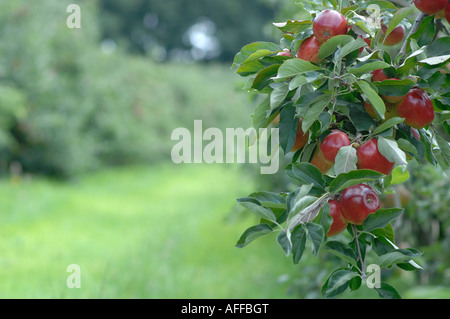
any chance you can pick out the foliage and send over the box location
[0,0,252,177]
[232,0,449,298]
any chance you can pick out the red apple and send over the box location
[310,147,333,174]
[411,128,420,140]
[339,184,380,225]
[327,200,348,237]
[381,24,405,46]
[446,1,450,24]
[359,37,372,53]
[356,139,395,175]
[364,101,377,119]
[371,69,388,82]
[291,119,310,152]
[296,36,321,64]
[277,49,293,57]
[396,87,435,129]
[414,0,447,15]
[313,9,348,43]
[320,130,352,163]
[310,130,351,173]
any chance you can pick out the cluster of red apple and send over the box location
[277,9,408,62]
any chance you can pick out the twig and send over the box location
[352,224,366,279]
[397,12,427,66]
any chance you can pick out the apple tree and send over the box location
[232,0,450,299]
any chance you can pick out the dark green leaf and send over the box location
[279,103,297,153]
[348,60,391,75]
[372,117,405,136]
[252,64,281,91]
[236,224,273,248]
[277,231,291,256]
[285,163,327,195]
[357,80,386,119]
[233,42,281,68]
[237,199,277,222]
[291,225,307,264]
[275,58,324,80]
[329,170,384,194]
[323,269,359,297]
[362,208,404,232]
[375,282,402,299]
[318,35,354,60]
[325,241,358,267]
[373,78,415,97]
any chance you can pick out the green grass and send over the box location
[0,164,300,298]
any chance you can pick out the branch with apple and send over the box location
[232,0,449,299]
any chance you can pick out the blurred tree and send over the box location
[98,0,279,62]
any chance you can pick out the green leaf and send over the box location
[373,78,415,97]
[237,199,277,222]
[419,55,450,66]
[279,103,297,153]
[372,117,405,136]
[318,35,354,60]
[377,136,407,166]
[329,170,384,194]
[337,37,368,60]
[375,283,402,299]
[289,71,324,90]
[252,95,271,131]
[241,49,274,65]
[290,195,318,218]
[323,270,359,297]
[390,165,410,185]
[285,162,326,194]
[348,60,391,76]
[275,58,324,80]
[277,231,291,256]
[304,223,324,256]
[250,191,286,210]
[233,42,281,68]
[236,224,273,248]
[427,37,450,57]
[273,19,312,34]
[325,241,358,267]
[373,223,395,243]
[384,7,413,40]
[377,248,422,268]
[435,133,450,163]
[291,225,307,264]
[270,82,290,110]
[302,96,330,133]
[357,80,386,119]
[334,145,358,176]
[252,64,281,91]
[362,208,404,232]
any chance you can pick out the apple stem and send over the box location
[352,224,366,279]
[398,12,427,65]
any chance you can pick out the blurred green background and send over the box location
[0,0,448,299]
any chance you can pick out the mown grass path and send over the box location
[0,165,298,298]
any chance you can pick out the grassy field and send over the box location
[0,164,301,299]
